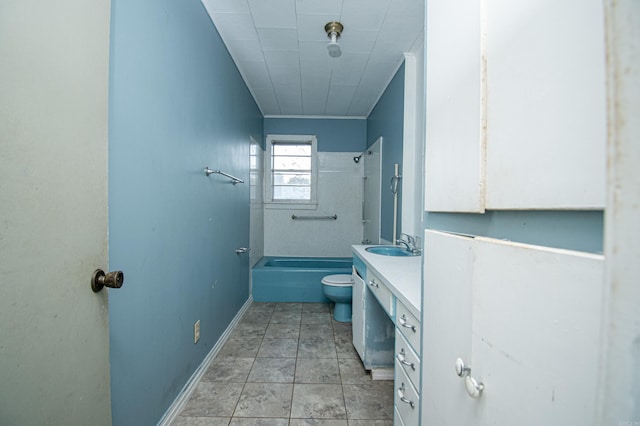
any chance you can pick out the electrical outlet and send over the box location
[194,320,200,344]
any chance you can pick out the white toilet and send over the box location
[321,274,354,322]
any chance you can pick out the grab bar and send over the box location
[204,167,244,184]
[291,214,337,221]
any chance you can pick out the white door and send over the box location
[0,2,112,425]
[363,137,382,244]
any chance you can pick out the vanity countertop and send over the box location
[352,245,421,318]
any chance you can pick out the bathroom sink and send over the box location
[365,246,420,257]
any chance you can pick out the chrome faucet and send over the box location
[396,234,421,254]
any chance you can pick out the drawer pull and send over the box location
[368,279,379,288]
[396,348,416,371]
[397,382,415,409]
[399,314,417,332]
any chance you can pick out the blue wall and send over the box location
[108,1,262,424]
[425,210,604,253]
[264,118,366,152]
[367,63,405,242]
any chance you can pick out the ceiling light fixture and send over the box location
[324,21,344,58]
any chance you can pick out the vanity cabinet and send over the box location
[351,246,422,424]
[351,256,395,371]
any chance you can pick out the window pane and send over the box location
[273,186,311,200]
[272,156,311,170]
[272,172,311,186]
[272,143,311,156]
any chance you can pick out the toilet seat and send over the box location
[321,274,353,287]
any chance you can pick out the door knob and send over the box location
[235,247,250,255]
[91,269,124,292]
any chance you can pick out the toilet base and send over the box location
[333,302,352,323]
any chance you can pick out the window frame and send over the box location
[264,134,318,209]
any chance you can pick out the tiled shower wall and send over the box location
[264,152,364,258]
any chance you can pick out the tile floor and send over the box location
[172,302,394,426]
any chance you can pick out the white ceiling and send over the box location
[202,0,424,118]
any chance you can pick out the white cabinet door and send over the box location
[422,230,476,425]
[422,231,604,425]
[424,0,485,212]
[472,238,604,425]
[484,0,606,209]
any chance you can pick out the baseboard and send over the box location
[371,367,395,381]
[157,296,253,426]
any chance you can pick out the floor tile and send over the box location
[232,322,269,338]
[171,416,230,425]
[270,310,302,324]
[241,310,273,324]
[342,382,394,420]
[180,382,244,417]
[338,359,370,385]
[248,357,296,383]
[257,338,299,358]
[301,312,332,325]
[289,420,348,426]
[300,323,333,338]
[233,383,293,418]
[264,322,300,339]
[295,358,340,384]
[274,302,303,312]
[178,303,395,425]
[334,334,358,359]
[249,302,277,312]
[229,418,289,425]
[218,336,262,358]
[202,357,254,383]
[302,303,331,313]
[332,322,352,336]
[290,383,346,419]
[298,336,337,359]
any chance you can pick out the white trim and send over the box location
[264,115,367,120]
[264,134,318,206]
[156,296,254,426]
[371,368,395,381]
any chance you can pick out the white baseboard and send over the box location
[157,296,253,426]
[371,367,394,381]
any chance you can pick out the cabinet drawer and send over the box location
[396,302,421,355]
[394,405,406,426]
[366,271,393,317]
[395,359,420,426]
[395,330,420,392]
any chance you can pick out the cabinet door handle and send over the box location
[455,358,484,398]
[368,279,379,288]
[396,349,416,371]
[399,314,416,332]
[465,375,485,399]
[455,358,471,377]
[397,382,415,409]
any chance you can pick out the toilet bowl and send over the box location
[321,274,353,322]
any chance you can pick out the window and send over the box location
[265,135,317,206]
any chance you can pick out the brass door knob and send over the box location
[91,269,124,292]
